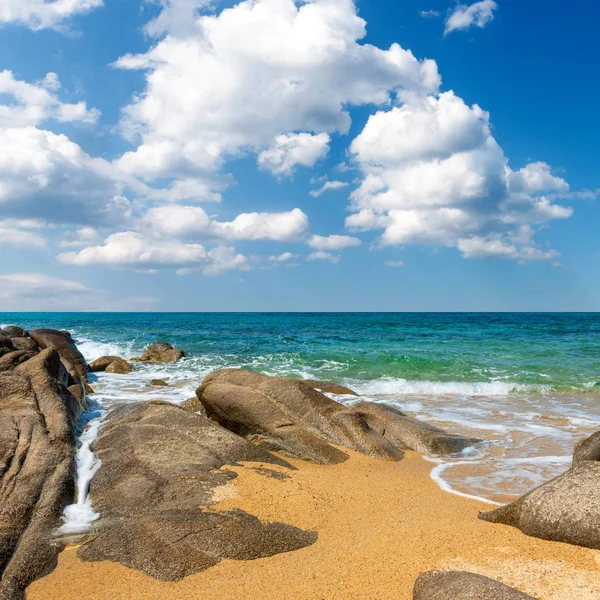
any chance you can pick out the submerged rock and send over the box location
[133,342,184,364]
[197,369,402,464]
[149,378,168,386]
[0,350,81,600]
[351,401,481,455]
[479,460,600,550]
[413,570,535,600]
[77,401,316,581]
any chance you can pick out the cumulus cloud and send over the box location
[348,91,572,260]
[258,133,330,177]
[307,251,340,263]
[445,0,497,34]
[309,180,349,197]
[0,0,103,31]
[57,231,249,274]
[114,0,440,191]
[142,205,309,242]
[0,70,99,128]
[308,234,361,251]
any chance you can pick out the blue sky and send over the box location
[0,0,597,311]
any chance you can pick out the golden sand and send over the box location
[28,451,600,600]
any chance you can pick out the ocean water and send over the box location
[3,312,600,516]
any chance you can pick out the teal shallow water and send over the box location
[2,312,600,505]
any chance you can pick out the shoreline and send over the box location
[28,450,600,600]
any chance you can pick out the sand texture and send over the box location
[28,451,600,600]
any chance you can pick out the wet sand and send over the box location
[28,451,600,600]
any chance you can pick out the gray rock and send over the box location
[134,342,185,364]
[77,401,315,581]
[479,460,600,549]
[573,431,600,464]
[0,350,81,600]
[351,401,481,455]
[413,570,536,599]
[197,369,402,464]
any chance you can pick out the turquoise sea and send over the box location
[2,312,600,507]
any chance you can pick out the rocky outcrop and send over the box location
[29,329,88,388]
[573,431,600,464]
[77,401,316,581]
[133,342,184,364]
[0,326,28,338]
[413,570,535,600]
[479,458,600,550]
[302,380,358,396]
[350,401,480,455]
[89,356,125,373]
[0,349,81,600]
[9,338,39,353]
[148,378,168,386]
[197,369,403,464]
[0,351,37,373]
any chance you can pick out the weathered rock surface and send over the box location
[133,342,184,364]
[413,570,535,600]
[29,329,88,387]
[77,401,316,581]
[197,369,403,464]
[9,338,38,353]
[104,358,132,374]
[573,431,600,464]
[89,356,122,372]
[181,397,206,416]
[0,349,81,600]
[351,401,481,455]
[148,378,168,386]
[1,327,28,338]
[479,459,600,549]
[302,380,358,396]
[0,351,37,373]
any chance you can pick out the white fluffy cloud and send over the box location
[0,70,99,128]
[309,180,349,197]
[348,91,572,259]
[142,205,309,241]
[258,133,331,177]
[308,234,361,250]
[57,230,249,274]
[0,0,102,31]
[115,0,440,190]
[445,0,497,34]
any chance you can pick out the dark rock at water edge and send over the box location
[133,342,185,364]
[77,401,315,581]
[301,379,358,396]
[149,378,168,386]
[413,570,536,600]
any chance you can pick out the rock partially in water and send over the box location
[413,570,535,599]
[104,357,132,374]
[89,356,124,372]
[351,401,481,455]
[77,401,315,581]
[133,342,185,364]
[0,349,81,600]
[197,369,402,464]
[479,459,600,550]
[148,378,168,387]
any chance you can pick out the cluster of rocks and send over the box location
[0,327,89,600]
[3,326,596,599]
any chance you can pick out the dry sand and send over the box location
[28,451,600,600]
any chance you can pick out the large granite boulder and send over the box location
[29,329,88,387]
[0,350,81,600]
[197,369,403,464]
[89,356,123,372]
[133,342,184,364]
[104,357,132,374]
[0,351,37,373]
[413,570,535,600]
[1,326,28,338]
[350,401,481,455]
[77,401,316,581]
[479,458,600,549]
[9,338,39,353]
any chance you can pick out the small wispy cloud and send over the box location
[309,180,349,197]
[420,9,440,18]
[445,0,498,35]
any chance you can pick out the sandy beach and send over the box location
[28,450,600,600]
